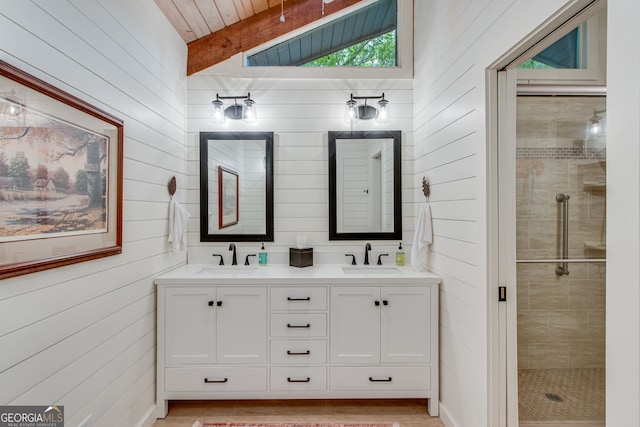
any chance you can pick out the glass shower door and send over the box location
[515,95,606,425]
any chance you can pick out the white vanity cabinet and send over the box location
[157,285,267,417]
[164,286,267,364]
[268,286,328,392]
[330,286,433,364]
[155,265,440,419]
[329,286,437,416]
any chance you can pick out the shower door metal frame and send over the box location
[499,69,607,427]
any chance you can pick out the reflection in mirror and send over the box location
[329,130,401,240]
[199,132,273,242]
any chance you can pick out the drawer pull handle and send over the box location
[287,350,311,355]
[287,377,311,383]
[204,377,228,383]
[369,377,392,382]
[287,297,311,301]
[287,323,311,328]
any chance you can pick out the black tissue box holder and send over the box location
[289,247,313,268]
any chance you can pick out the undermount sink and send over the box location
[197,266,259,275]
[342,266,401,275]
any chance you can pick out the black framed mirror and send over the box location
[199,131,274,242]
[329,130,402,240]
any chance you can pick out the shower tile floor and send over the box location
[518,368,605,425]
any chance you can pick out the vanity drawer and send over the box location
[270,287,327,311]
[329,366,430,391]
[164,367,267,392]
[270,313,327,337]
[270,340,327,364]
[270,367,327,391]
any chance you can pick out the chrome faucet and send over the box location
[364,243,372,265]
[228,243,237,265]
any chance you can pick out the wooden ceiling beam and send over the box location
[187,0,365,75]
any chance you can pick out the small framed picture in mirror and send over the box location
[218,166,239,229]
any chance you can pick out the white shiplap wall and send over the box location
[0,1,187,427]
[412,1,598,426]
[186,74,415,264]
[606,0,640,425]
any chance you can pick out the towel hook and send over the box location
[422,176,430,200]
[168,176,177,196]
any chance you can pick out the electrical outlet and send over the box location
[78,415,92,427]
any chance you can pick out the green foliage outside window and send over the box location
[302,30,396,67]
[519,59,554,69]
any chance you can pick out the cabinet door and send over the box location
[165,287,216,365]
[381,286,431,363]
[216,287,267,364]
[330,287,380,364]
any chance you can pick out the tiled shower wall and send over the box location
[516,96,606,369]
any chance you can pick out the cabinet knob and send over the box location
[374,300,380,306]
[216,301,223,307]
[208,300,214,306]
[383,300,389,306]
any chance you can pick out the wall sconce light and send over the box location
[344,93,390,124]
[586,108,606,138]
[211,93,257,124]
[0,90,23,118]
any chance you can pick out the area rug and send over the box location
[193,423,399,427]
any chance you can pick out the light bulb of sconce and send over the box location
[243,96,257,123]
[375,97,390,123]
[587,113,605,137]
[211,97,225,124]
[344,97,358,123]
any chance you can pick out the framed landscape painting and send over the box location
[0,60,123,279]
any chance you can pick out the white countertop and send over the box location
[155,263,441,286]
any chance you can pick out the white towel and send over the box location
[168,196,191,252]
[411,201,433,271]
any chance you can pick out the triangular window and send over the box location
[246,0,397,67]
[520,25,586,69]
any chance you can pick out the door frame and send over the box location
[487,1,606,426]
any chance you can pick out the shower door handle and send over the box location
[555,193,570,276]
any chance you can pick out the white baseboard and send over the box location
[134,405,157,427]
[520,424,604,427]
[438,402,460,427]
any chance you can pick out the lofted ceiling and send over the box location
[154,0,367,74]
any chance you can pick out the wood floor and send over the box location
[152,399,445,427]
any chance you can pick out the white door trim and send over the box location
[497,69,519,427]
[487,3,605,426]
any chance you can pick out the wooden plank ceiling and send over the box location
[154,0,366,75]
